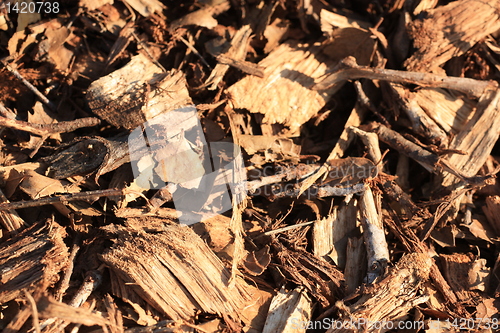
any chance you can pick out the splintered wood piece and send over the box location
[87,54,192,129]
[227,41,338,135]
[0,187,27,235]
[348,127,381,166]
[388,84,448,147]
[405,0,500,72]
[327,253,432,333]
[0,221,69,304]
[298,105,366,195]
[440,88,500,188]
[205,25,253,89]
[330,197,358,270]
[121,0,165,17]
[99,221,252,321]
[313,211,335,260]
[262,287,312,333]
[409,88,475,134]
[344,237,365,295]
[319,9,371,31]
[35,294,110,329]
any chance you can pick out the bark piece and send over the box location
[99,221,252,321]
[0,187,27,235]
[439,88,500,188]
[482,195,500,237]
[227,41,337,135]
[405,0,500,72]
[439,253,486,304]
[205,25,253,89]
[327,253,432,333]
[0,221,69,304]
[87,54,192,129]
[262,287,312,333]
[270,236,344,308]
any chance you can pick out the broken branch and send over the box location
[314,56,496,99]
[0,116,101,137]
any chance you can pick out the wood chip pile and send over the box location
[0,0,499,332]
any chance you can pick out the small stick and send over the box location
[359,186,390,284]
[0,188,129,211]
[69,268,103,307]
[348,126,382,166]
[371,122,486,184]
[179,35,212,70]
[0,116,101,136]
[216,54,265,77]
[353,80,389,126]
[131,31,167,72]
[316,183,366,197]
[1,61,56,110]
[260,220,315,237]
[55,242,80,301]
[24,291,41,333]
[314,56,496,99]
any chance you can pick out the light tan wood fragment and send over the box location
[227,42,337,134]
[121,0,165,17]
[413,88,475,134]
[262,287,312,333]
[440,88,500,188]
[405,0,500,72]
[313,211,335,260]
[205,25,253,89]
[344,237,365,295]
[330,198,358,269]
[320,9,371,31]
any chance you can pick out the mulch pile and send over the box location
[0,0,500,332]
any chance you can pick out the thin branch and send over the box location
[0,116,101,137]
[24,291,41,333]
[1,61,56,110]
[0,188,130,211]
[314,56,496,99]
